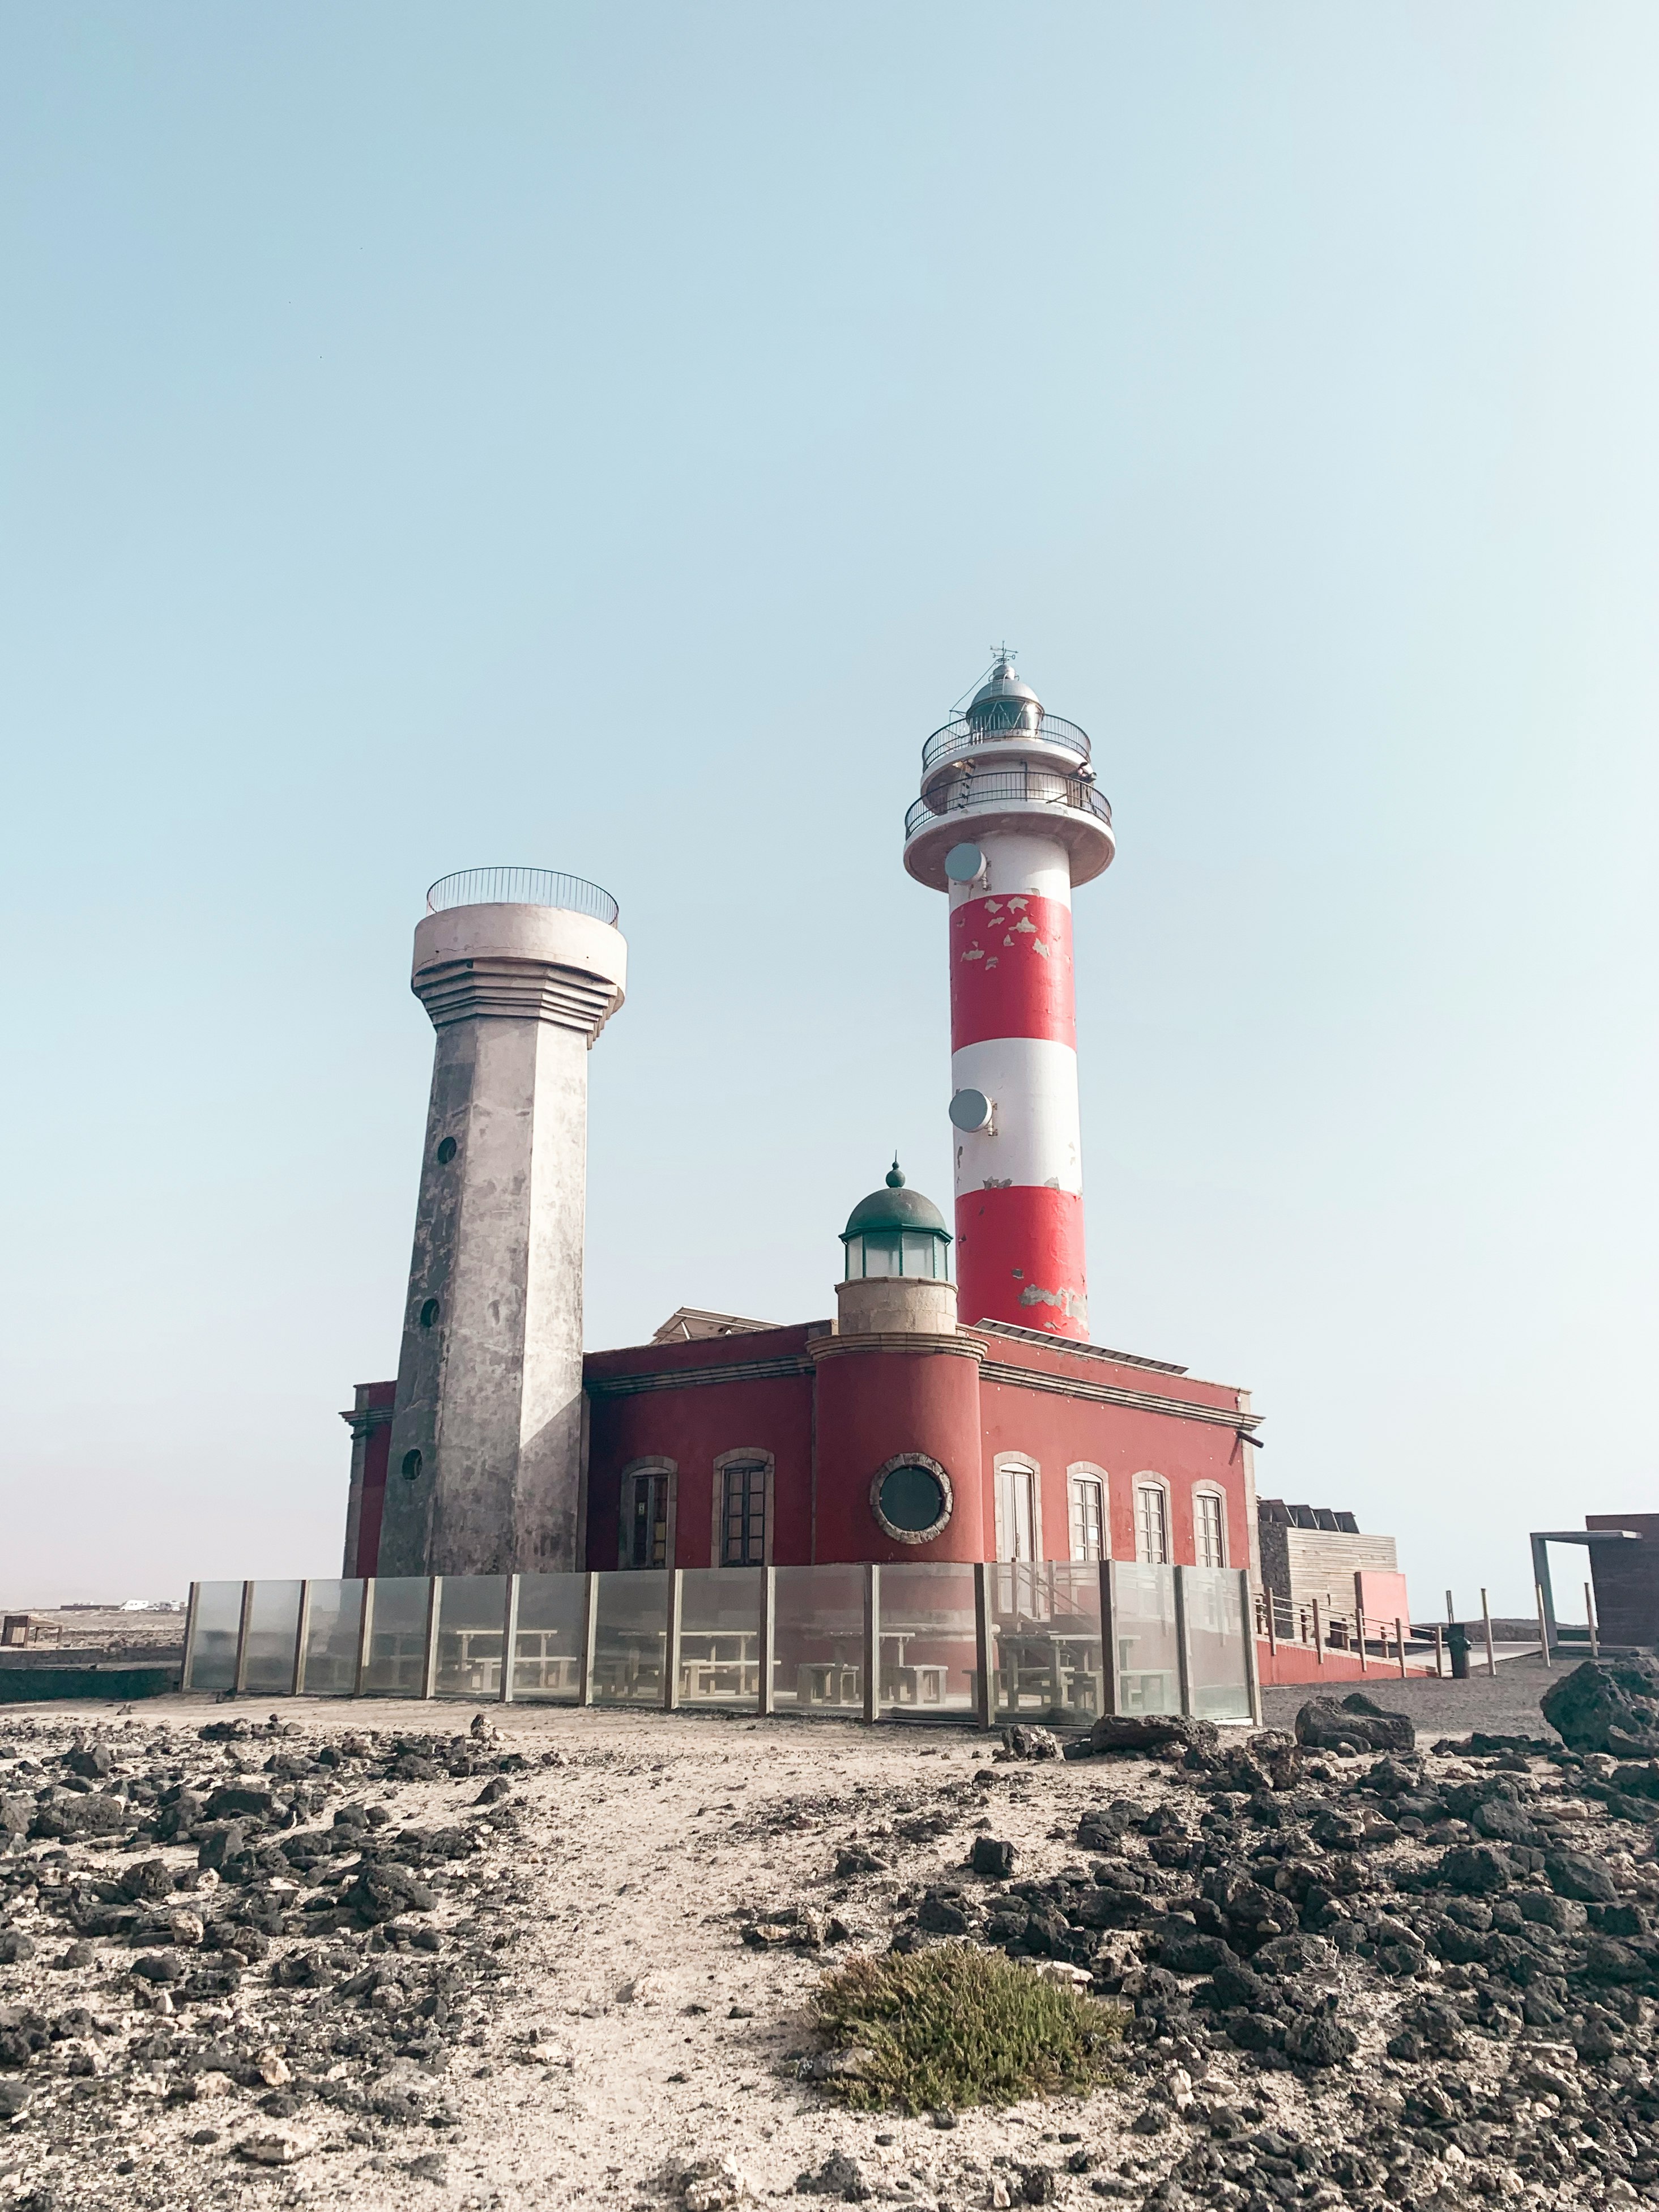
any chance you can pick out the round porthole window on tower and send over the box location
[869,1454,953,1544]
[436,1136,457,1165]
[400,1450,423,1482]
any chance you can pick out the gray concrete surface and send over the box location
[1262,1649,1566,1738]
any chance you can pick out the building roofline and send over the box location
[967,1318,1190,1376]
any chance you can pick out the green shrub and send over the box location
[810,1945,1124,2113]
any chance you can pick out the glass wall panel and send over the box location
[241,1582,303,1695]
[1183,1567,1252,1722]
[361,1578,432,1697]
[1111,1563,1180,1716]
[591,1571,669,1706]
[436,1576,508,1698]
[772,1564,865,1715]
[990,1562,1102,1723]
[301,1581,365,1695]
[511,1575,586,1703]
[1046,1563,1104,1724]
[877,1562,976,1715]
[678,1569,761,1707]
[186,1582,244,1693]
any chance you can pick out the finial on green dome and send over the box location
[886,1156,905,1189]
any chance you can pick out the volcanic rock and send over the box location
[969,1836,1017,1878]
[1545,1848,1619,1903]
[1542,1656,1659,1755]
[1075,1803,1136,1851]
[234,2128,310,2166]
[1158,1928,1238,1977]
[1283,2006,1357,2066]
[999,1725,1061,1762]
[796,2151,867,2201]
[1087,1715,1219,1758]
[342,1863,435,1925]
[1438,1844,1513,1894]
[1294,1696,1415,1755]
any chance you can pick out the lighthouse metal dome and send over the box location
[842,1161,950,1241]
[965,653,1043,737]
[841,1162,952,1281]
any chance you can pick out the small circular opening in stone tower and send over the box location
[400,1450,423,1482]
[419,1299,440,1329]
[436,1137,457,1165]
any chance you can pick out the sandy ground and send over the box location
[5,1697,1174,2212]
[0,1663,1624,2212]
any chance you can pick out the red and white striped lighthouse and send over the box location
[903,654,1115,1340]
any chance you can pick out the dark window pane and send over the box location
[722,1463,767,1566]
[878,1463,946,1536]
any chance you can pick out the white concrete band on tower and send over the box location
[375,869,626,1578]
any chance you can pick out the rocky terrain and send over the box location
[0,1669,1656,2211]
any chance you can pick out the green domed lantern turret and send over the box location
[840,1160,953,1284]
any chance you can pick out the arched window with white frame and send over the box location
[619,1458,676,1570]
[1193,1485,1228,1570]
[993,1455,1042,1562]
[1067,1464,1108,1563]
[1134,1475,1171,1566]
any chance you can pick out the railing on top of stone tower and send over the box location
[920,711,1093,777]
[424,868,620,926]
[905,765,1113,842]
[178,1561,1260,1728]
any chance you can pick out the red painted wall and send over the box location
[584,1327,819,1570]
[1257,1643,1435,1686]
[950,894,1076,1051]
[353,1383,395,1578]
[1356,1570,1412,1630]
[954,1185,1090,1341]
[978,1336,1251,1574]
[812,1344,986,1563]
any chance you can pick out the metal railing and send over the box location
[1255,1589,1439,1678]
[905,765,1113,843]
[921,711,1093,776]
[425,868,620,925]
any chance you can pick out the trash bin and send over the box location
[1445,1624,1470,1681]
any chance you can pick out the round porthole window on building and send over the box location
[400,1449,423,1482]
[869,1454,953,1544]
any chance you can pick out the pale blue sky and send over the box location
[3,4,1655,1613]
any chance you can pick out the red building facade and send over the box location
[581,1314,1260,1580]
[346,1159,1262,1585]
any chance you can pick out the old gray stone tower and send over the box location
[376,868,626,1578]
